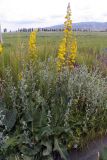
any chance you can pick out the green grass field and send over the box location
[1,31,107,76]
[3,31,107,53]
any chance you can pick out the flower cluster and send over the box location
[57,38,66,70]
[57,2,77,71]
[29,30,37,59]
[0,43,3,54]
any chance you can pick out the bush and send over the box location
[0,63,107,159]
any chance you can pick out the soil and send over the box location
[68,135,107,160]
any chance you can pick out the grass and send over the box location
[3,31,107,61]
[1,31,107,77]
[0,31,107,159]
[3,31,107,52]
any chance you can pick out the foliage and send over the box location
[0,3,107,159]
[0,63,107,159]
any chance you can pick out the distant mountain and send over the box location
[45,22,107,31]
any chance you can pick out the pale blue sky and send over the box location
[0,0,107,30]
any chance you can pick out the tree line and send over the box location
[4,27,107,33]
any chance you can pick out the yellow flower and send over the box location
[57,38,66,71]
[57,3,77,71]
[68,38,77,67]
[18,72,23,80]
[71,38,77,54]
[0,43,3,54]
[29,30,37,59]
[67,143,71,149]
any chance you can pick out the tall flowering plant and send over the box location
[57,3,77,71]
[29,30,38,60]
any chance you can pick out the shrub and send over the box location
[0,63,107,159]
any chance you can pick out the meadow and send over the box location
[0,30,107,160]
[3,31,107,55]
[1,31,107,77]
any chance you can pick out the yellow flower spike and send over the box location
[57,38,66,71]
[0,43,3,55]
[57,2,77,71]
[29,30,37,60]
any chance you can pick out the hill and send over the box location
[45,22,107,31]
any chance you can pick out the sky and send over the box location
[0,0,107,31]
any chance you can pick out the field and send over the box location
[1,31,107,78]
[0,31,107,160]
[2,31,107,63]
[3,31,107,48]
[3,31,107,54]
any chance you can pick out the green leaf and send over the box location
[23,155,33,160]
[2,108,17,131]
[21,145,41,156]
[39,126,53,137]
[21,146,36,156]
[42,141,52,156]
[2,135,20,149]
[54,138,68,160]
[24,111,33,122]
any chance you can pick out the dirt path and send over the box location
[68,135,107,160]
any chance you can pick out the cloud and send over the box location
[103,13,107,17]
[50,15,63,19]
[5,18,48,25]
[0,0,107,30]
